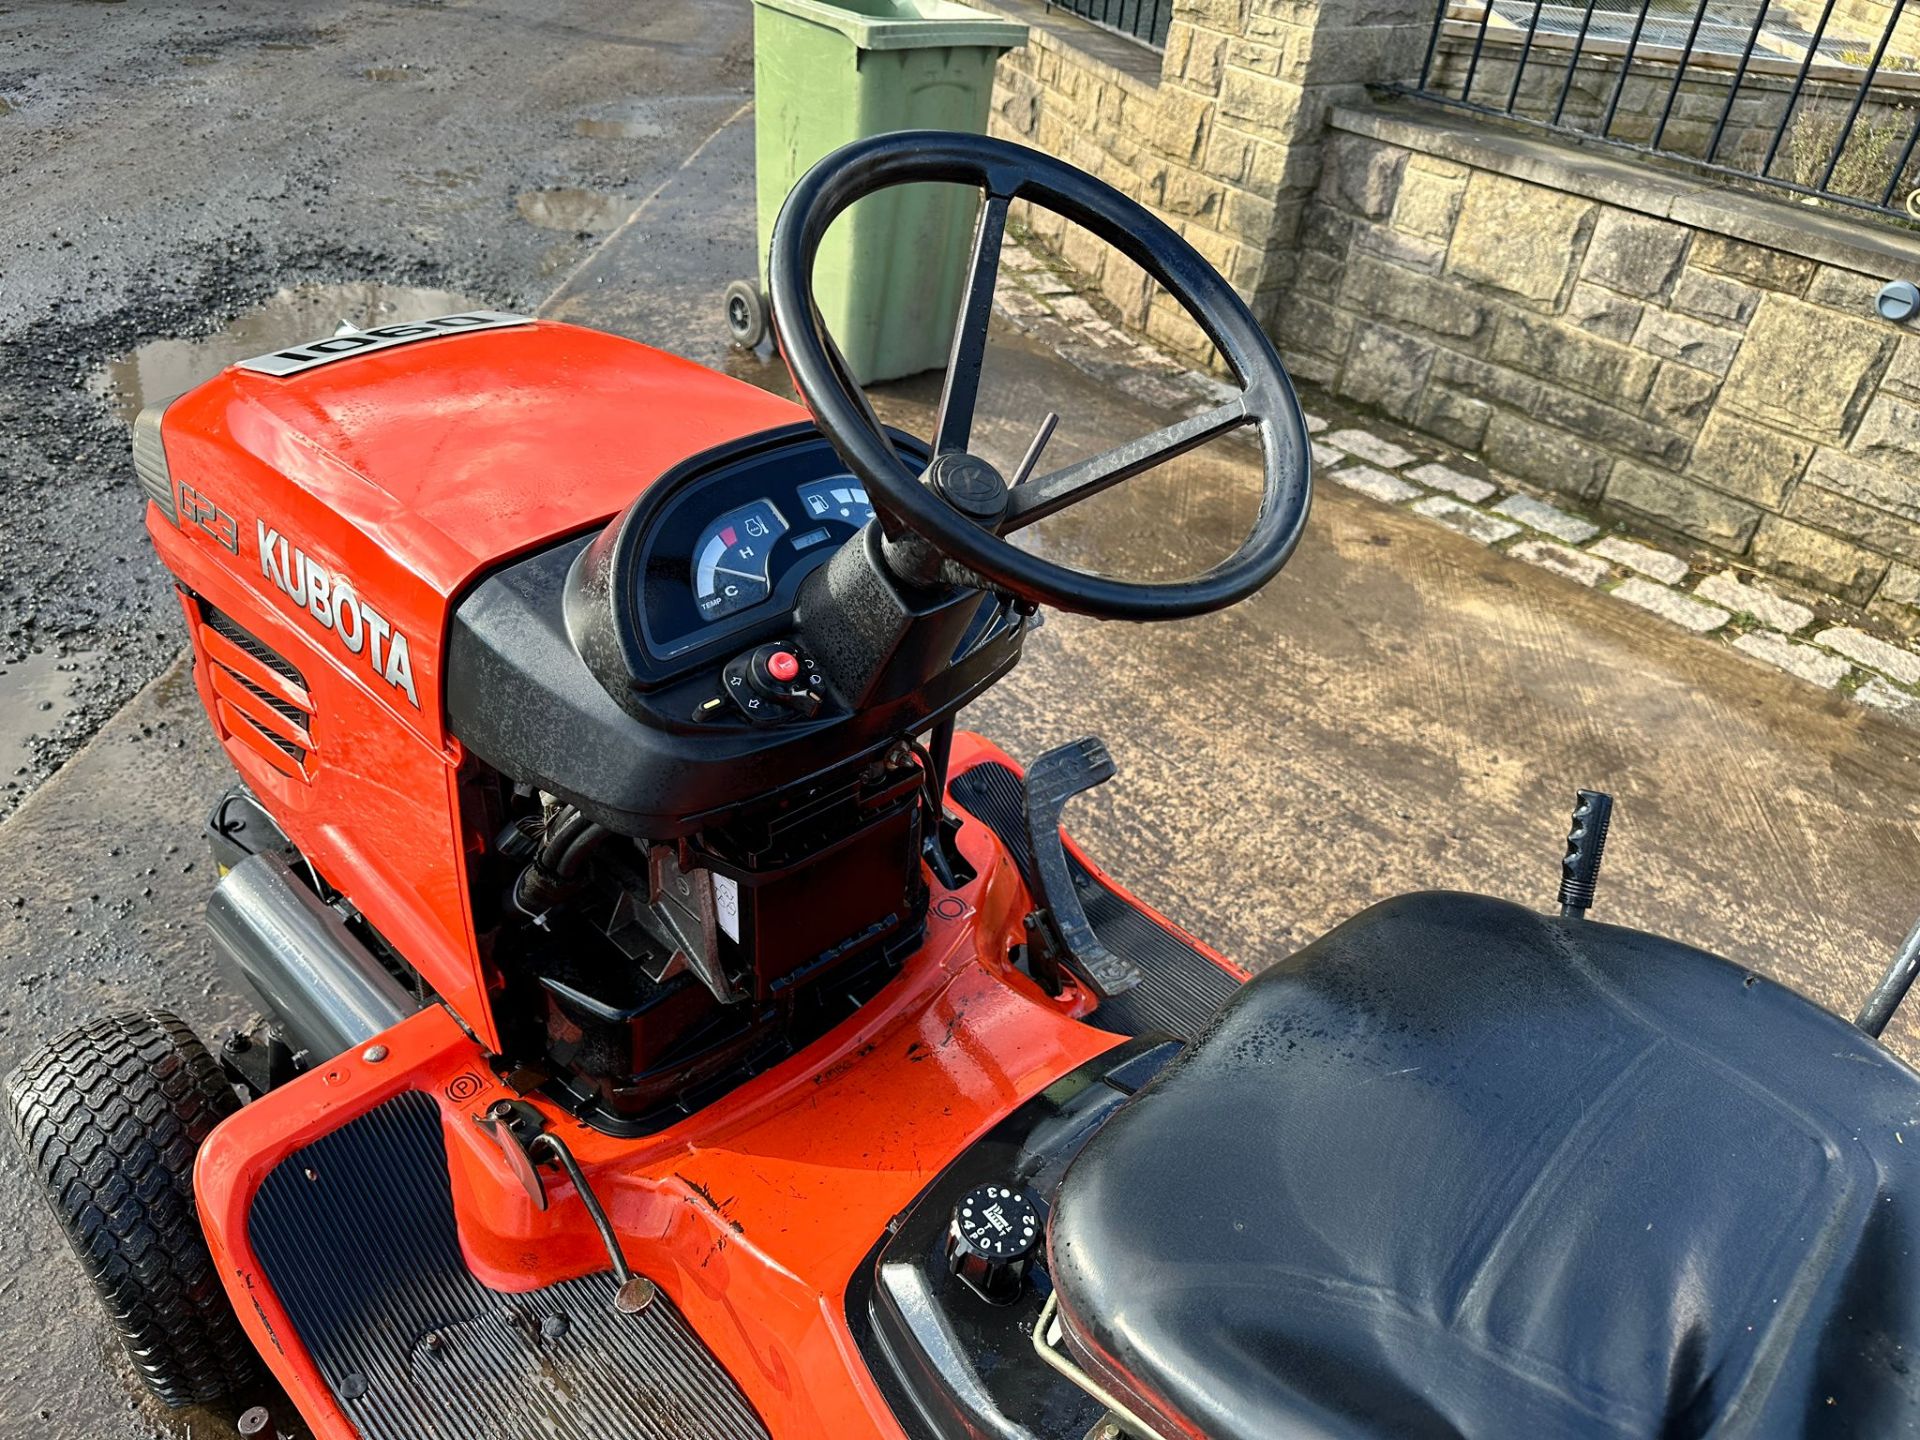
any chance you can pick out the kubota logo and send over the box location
[256,522,419,707]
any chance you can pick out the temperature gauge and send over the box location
[796,478,876,528]
[692,498,788,622]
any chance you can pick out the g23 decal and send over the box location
[177,481,239,553]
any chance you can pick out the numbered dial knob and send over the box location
[945,1183,1041,1305]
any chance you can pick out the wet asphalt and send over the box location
[0,3,758,1434]
[0,0,756,817]
[8,2,1920,1436]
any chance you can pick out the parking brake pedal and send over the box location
[474,1101,656,1315]
[1023,738,1143,1001]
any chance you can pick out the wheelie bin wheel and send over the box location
[725,278,769,349]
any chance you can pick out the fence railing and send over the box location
[1046,0,1170,50]
[1396,0,1920,222]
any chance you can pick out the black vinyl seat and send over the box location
[1047,892,1920,1439]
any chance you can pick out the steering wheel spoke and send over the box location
[1001,395,1253,532]
[932,190,1010,458]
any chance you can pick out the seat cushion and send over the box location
[1047,893,1920,1440]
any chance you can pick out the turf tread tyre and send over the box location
[5,1011,258,1406]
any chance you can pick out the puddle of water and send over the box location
[93,281,479,423]
[575,117,666,140]
[0,651,92,780]
[516,187,624,234]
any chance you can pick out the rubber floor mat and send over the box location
[249,1091,769,1440]
[947,760,1242,1040]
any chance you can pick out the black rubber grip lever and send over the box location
[1558,789,1614,919]
[1022,737,1143,1000]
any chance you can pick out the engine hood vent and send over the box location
[193,602,316,779]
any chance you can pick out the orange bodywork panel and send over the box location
[194,735,1245,1440]
[147,321,803,1048]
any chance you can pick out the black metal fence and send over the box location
[1047,0,1171,50]
[1397,0,1920,222]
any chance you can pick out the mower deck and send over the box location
[249,1092,768,1440]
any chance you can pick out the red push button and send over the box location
[766,650,800,683]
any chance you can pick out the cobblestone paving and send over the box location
[992,235,1920,725]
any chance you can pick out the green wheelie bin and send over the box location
[731,0,1027,384]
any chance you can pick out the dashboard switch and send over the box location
[723,641,824,723]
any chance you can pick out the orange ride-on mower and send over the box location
[12,132,1920,1440]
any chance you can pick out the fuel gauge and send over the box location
[693,498,788,622]
[797,478,876,528]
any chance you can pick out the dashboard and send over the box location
[471,422,1028,834]
[455,422,1029,833]
[568,423,932,695]
[639,436,885,661]
[673,478,873,633]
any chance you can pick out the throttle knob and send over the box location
[945,1183,1041,1304]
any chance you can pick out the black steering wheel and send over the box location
[766,130,1313,622]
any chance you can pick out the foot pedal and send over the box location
[1023,738,1143,1001]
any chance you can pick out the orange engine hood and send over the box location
[164,318,807,603]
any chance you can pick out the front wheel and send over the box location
[5,1011,259,1407]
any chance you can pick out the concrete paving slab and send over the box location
[1614,577,1732,633]
[1324,428,1418,469]
[1733,630,1851,688]
[1593,535,1690,585]
[1510,539,1613,587]
[1329,463,1422,503]
[1819,626,1920,689]
[1411,494,1523,544]
[1495,493,1602,545]
[1698,571,1816,636]
[1407,462,1496,504]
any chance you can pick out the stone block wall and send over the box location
[982,0,1430,366]
[1295,104,1920,619]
